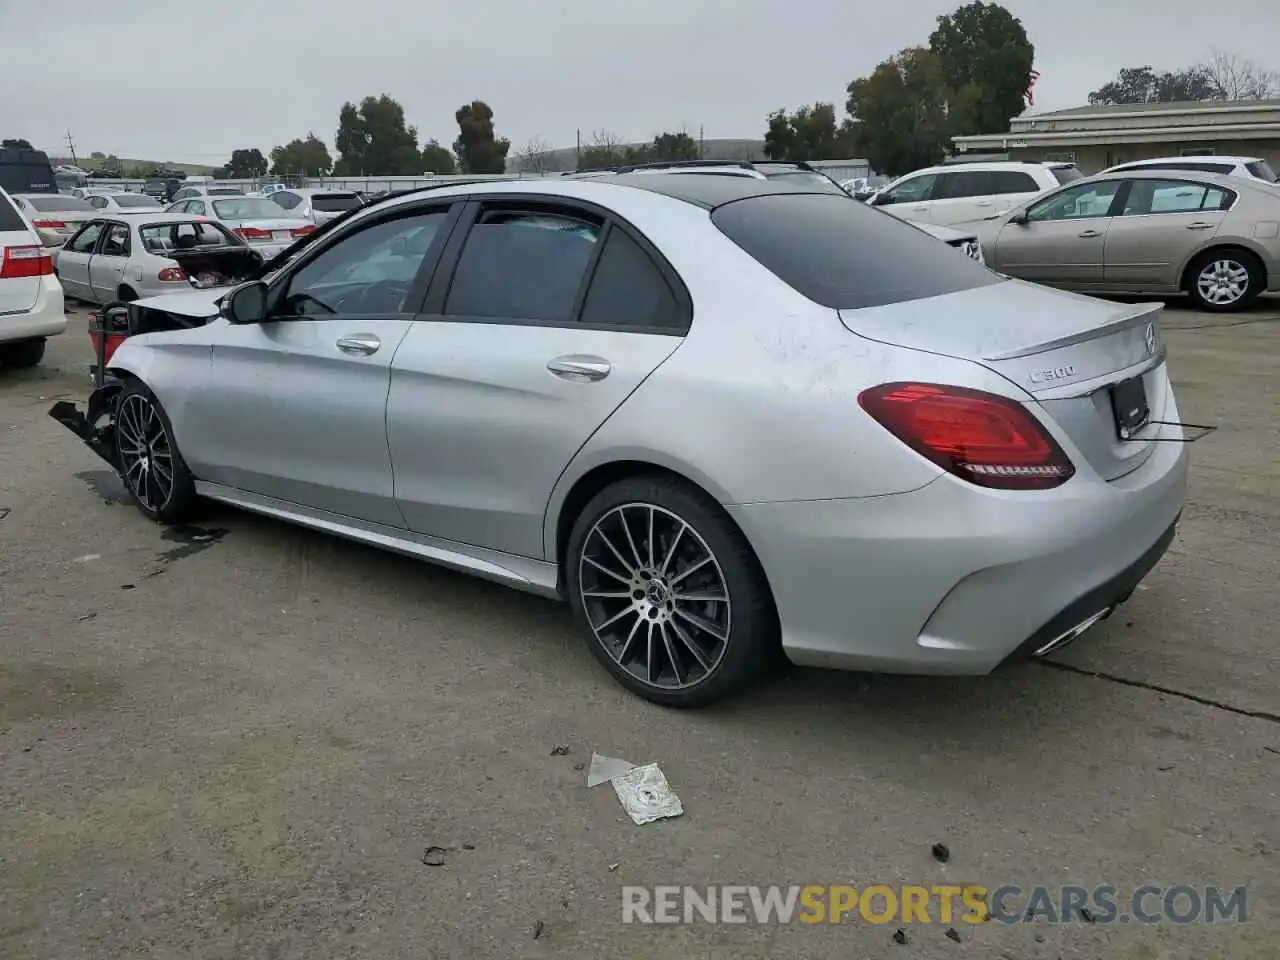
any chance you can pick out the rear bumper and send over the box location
[726,417,1189,675]
[0,277,67,342]
[48,377,123,468]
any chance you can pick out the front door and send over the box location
[55,220,105,300]
[1103,178,1232,289]
[188,204,459,527]
[992,179,1126,285]
[388,201,687,560]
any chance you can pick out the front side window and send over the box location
[444,209,600,322]
[1026,181,1123,222]
[68,222,105,252]
[279,210,450,316]
[877,173,937,205]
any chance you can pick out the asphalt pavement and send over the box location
[0,301,1276,960]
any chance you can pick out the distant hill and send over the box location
[508,138,768,172]
[50,155,219,176]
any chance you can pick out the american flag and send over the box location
[1025,68,1041,106]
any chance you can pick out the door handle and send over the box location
[974,200,994,207]
[336,333,381,356]
[1078,229,1103,238]
[1185,222,1215,230]
[547,354,611,382]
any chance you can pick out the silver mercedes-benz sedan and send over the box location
[51,175,1189,707]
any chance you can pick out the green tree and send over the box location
[89,151,105,160]
[222,147,268,178]
[1089,65,1216,105]
[846,47,951,177]
[650,130,698,162]
[761,104,847,161]
[334,94,421,175]
[420,139,456,174]
[101,154,124,175]
[453,100,511,174]
[2,138,34,150]
[270,134,333,177]
[928,1,1035,135]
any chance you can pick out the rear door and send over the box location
[53,220,106,300]
[1103,178,1233,289]
[89,221,132,301]
[387,198,689,559]
[990,169,1047,216]
[992,179,1126,285]
[0,192,43,314]
[928,169,995,225]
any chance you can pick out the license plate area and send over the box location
[1110,375,1150,439]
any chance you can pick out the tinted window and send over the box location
[1245,160,1278,182]
[68,222,105,252]
[445,211,600,322]
[1027,181,1123,221]
[112,194,162,208]
[22,195,94,212]
[0,192,27,231]
[207,188,243,196]
[933,170,992,200]
[990,171,1041,194]
[580,228,684,331]
[272,192,301,210]
[711,193,1001,310]
[1050,166,1084,185]
[212,197,286,219]
[311,193,362,212]
[281,211,449,316]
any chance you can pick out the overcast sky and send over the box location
[2,0,1279,163]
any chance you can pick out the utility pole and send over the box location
[64,129,78,167]
[576,129,581,168]
[698,125,704,159]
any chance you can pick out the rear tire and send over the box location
[565,475,777,708]
[0,338,46,369]
[1186,248,1263,312]
[113,379,198,523]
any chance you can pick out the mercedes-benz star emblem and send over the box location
[1144,321,1157,356]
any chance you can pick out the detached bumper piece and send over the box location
[48,377,124,469]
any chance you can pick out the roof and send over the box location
[1023,98,1280,121]
[566,172,839,209]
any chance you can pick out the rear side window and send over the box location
[445,210,600,322]
[1245,160,1278,182]
[0,192,28,231]
[933,170,992,200]
[1049,166,1084,185]
[580,228,685,331]
[712,193,1002,310]
[273,192,301,210]
[991,171,1041,194]
[311,193,362,212]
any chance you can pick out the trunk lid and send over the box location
[838,279,1168,481]
[164,246,263,290]
[225,218,309,244]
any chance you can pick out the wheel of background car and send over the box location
[1186,248,1262,313]
[565,474,777,708]
[113,380,198,523]
[0,338,46,369]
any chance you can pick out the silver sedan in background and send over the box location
[87,193,166,214]
[10,193,97,245]
[266,187,365,225]
[167,195,315,257]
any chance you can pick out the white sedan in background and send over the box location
[166,195,315,257]
[87,193,166,214]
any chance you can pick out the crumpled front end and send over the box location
[48,377,124,468]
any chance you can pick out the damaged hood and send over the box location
[130,289,226,319]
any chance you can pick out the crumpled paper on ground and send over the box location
[585,752,683,825]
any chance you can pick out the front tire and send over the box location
[565,475,777,708]
[0,338,46,369]
[113,380,197,523]
[1186,249,1263,312]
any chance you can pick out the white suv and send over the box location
[1100,155,1278,186]
[867,161,1082,226]
[0,187,67,369]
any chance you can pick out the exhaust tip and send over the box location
[1033,607,1113,657]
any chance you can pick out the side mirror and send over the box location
[223,280,269,324]
[870,192,891,206]
[1008,211,1029,225]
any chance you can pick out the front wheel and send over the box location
[113,380,198,523]
[1186,249,1263,312]
[565,475,777,708]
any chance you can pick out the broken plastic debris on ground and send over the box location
[586,752,683,825]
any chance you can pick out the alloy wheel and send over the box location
[115,394,175,513]
[1196,259,1250,305]
[578,503,732,690]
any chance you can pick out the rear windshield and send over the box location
[113,193,162,208]
[1245,160,1278,183]
[212,197,285,219]
[0,192,28,231]
[761,170,848,194]
[139,220,238,253]
[1050,166,1084,185]
[711,193,1002,310]
[207,188,244,196]
[311,193,362,212]
[23,195,94,212]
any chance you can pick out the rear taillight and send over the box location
[0,245,54,279]
[858,382,1075,490]
[290,225,316,237]
[157,266,187,282]
[31,219,67,229]
[235,227,272,242]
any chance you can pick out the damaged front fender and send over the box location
[48,376,124,469]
